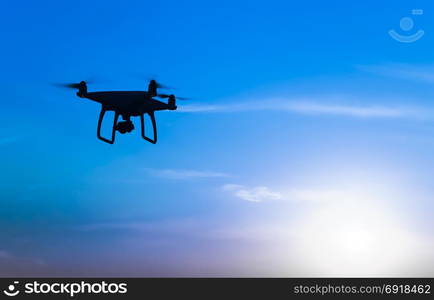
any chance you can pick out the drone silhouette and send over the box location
[57,80,187,144]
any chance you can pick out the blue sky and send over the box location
[1,0,434,276]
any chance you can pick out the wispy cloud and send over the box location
[146,168,230,180]
[180,99,425,119]
[222,184,383,204]
[278,102,408,118]
[222,184,283,202]
[358,63,434,83]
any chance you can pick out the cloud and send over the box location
[358,63,434,83]
[280,102,407,118]
[222,184,283,202]
[145,168,230,180]
[180,99,424,119]
[222,184,366,204]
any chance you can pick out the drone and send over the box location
[57,80,187,144]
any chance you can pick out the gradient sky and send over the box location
[1,0,434,277]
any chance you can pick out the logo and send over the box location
[389,9,424,43]
[2,281,127,297]
[3,281,19,297]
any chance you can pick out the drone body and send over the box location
[62,80,181,144]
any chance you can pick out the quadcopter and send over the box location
[57,80,187,144]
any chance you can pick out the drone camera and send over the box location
[115,120,135,134]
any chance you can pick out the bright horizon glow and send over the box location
[291,186,425,276]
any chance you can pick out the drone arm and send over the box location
[97,107,119,144]
[140,112,157,144]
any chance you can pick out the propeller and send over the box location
[149,79,174,90]
[131,72,174,89]
[52,80,91,89]
[157,93,190,100]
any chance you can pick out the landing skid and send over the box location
[140,112,157,144]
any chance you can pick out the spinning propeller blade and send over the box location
[52,80,91,89]
[149,79,173,90]
[157,94,190,100]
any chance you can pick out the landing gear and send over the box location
[115,120,134,134]
[96,107,157,144]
